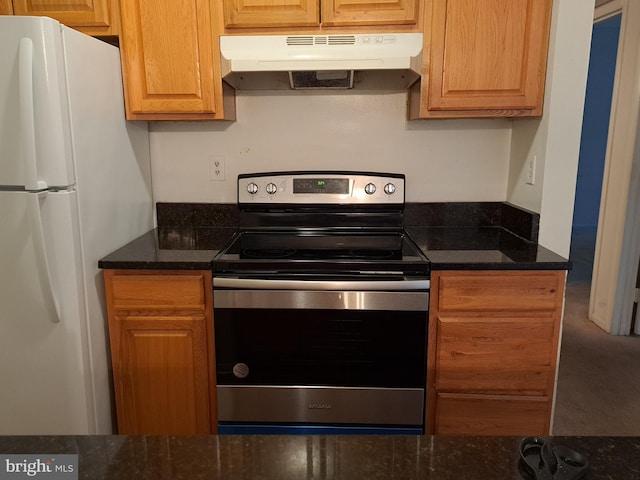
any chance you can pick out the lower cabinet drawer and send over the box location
[435,316,556,395]
[110,273,206,310]
[436,272,562,312]
[434,393,551,436]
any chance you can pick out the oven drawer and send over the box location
[217,386,425,426]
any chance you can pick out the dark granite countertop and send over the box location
[98,227,237,270]
[407,226,571,270]
[98,202,571,271]
[0,435,638,479]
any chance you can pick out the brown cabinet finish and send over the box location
[223,0,319,29]
[320,0,419,26]
[0,0,13,14]
[435,315,556,395]
[435,393,551,436]
[409,0,552,118]
[11,0,120,36]
[223,0,418,29]
[119,0,235,120]
[427,270,565,436]
[104,270,217,435]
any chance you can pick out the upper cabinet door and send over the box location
[119,0,220,119]
[425,0,552,115]
[223,0,319,28]
[320,0,418,26]
[12,0,119,36]
[0,0,14,14]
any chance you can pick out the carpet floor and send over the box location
[553,279,640,435]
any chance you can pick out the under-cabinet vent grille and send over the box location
[327,35,357,45]
[286,35,357,46]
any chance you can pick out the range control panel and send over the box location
[237,172,405,205]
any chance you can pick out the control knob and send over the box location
[364,183,377,195]
[247,182,258,194]
[266,182,278,195]
[384,183,396,195]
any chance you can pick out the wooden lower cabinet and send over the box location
[427,270,565,435]
[435,393,551,436]
[104,270,217,435]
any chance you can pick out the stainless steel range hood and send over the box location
[220,33,423,90]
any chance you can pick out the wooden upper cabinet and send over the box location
[410,0,552,118]
[223,0,418,29]
[0,0,14,14]
[119,0,234,120]
[321,0,418,26]
[12,0,120,36]
[223,0,319,29]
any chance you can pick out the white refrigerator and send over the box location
[0,17,153,434]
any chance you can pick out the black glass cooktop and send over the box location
[213,230,430,274]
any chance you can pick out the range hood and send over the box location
[220,33,423,90]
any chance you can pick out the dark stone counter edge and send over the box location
[98,260,214,270]
[1,435,639,480]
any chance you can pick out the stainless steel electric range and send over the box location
[212,171,430,435]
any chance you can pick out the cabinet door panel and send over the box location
[435,315,556,395]
[116,315,211,435]
[321,0,418,26]
[224,0,319,28]
[120,0,216,115]
[12,0,117,34]
[426,0,551,112]
[0,0,13,14]
[435,393,550,435]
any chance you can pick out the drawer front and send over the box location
[435,393,550,436]
[437,272,562,312]
[435,316,556,395]
[110,274,206,310]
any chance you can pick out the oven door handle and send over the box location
[212,277,430,291]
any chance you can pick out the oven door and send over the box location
[213,277,429,434]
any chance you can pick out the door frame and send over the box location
[589,0,640,334]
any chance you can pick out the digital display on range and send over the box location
[293,178,349,194]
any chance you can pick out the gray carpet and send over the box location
[553,280,640,435]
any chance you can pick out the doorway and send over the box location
[569,14,621,285]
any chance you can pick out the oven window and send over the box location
[215,309,427,388]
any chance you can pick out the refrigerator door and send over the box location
[0,190,94,434]
[62,25,154,434]
[0,17,74,189]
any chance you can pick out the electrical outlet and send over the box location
[526,155,536,185]
[209,155,225,181]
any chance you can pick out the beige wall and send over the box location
[149,92,511,204]
[507,0,595,258]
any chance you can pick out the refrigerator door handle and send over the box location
[28,192,61,324]
[19,37,47,192]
